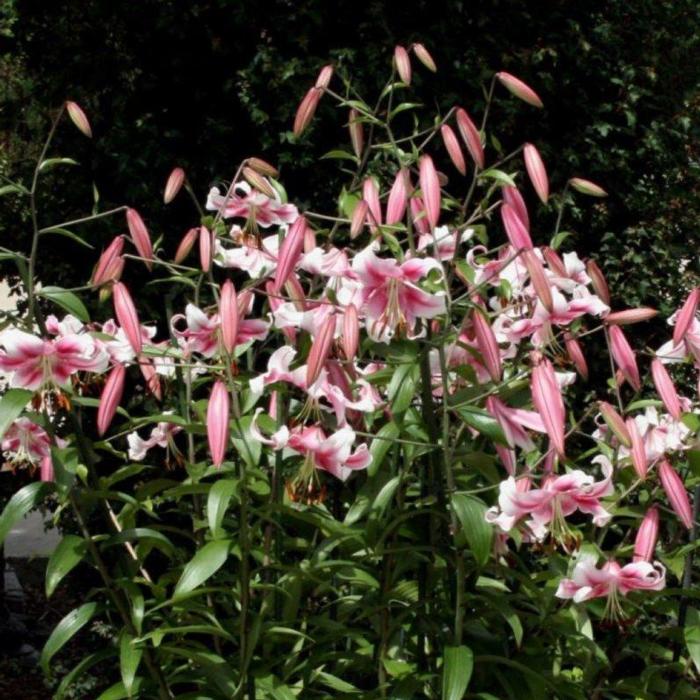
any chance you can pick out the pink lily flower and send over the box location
[207,380,230,467]
[214,227,280,278]
[485,396,546,452]
[206,183,298,228]
[2,418,55,478]
[555,553,665,618]
[0,329,109,390]
[127,419,182,461]
[417,225,473,261]
[352,247,446,342]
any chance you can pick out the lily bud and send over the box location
[495,71,544,108]
[586,259,611,305]
[97,364,125,436]
[410,197,430,234]
[348,109,364,158]
[274,216,306,293]
[126,208,153,269]
[412,43,437,72]
[634,506,659,562]
[531,357,566,457]
[541,246,567,277]
[472,308,502,382]
[609,326,641,391]
[207,380,230,468]
[523,250,553,312]
[626,417,648,480]
[342,304,359,361]
[246,157,279,178]
[501,186,529,231]
[605,308,659,325]
[113,282,142,354]
[441,125,466,175]
[315,64,334,89]
[350,200,369,239]
[140,359,162,400]
[659,459,693,529]
[598,401,631,447]
[564,333,588,380]
[307,313,336,387]
[393,46,412,85]
[362,177,383,232]
[419,155,441,229]
[242,166,276,198]
[293,87,322,137]
[673,289,700,346]
[523,143,549,204]
[455,108,484,169]
[92,236,125,288]
[220,280,239,355]
[174,227,199,264]
[569,177,607,197]
[386,169,409,225]
[65,101,92,137]
[163,167,185,204]
[651,358,682,420]
[199,225,213,273]
[501,203,533,250]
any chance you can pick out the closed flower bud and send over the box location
[293,87,322,137]
[126,208,154,269]
[65,100,93,137]
[363,177,383,232]
[523,250,553,312]
[501,203,533,250]
[386,169,409,225]
[501,186,529,231]
[659,459,693,529]
[163,167,186,204]
[455,108,484,169]
[174,227,199,264]
[342,304,360,361]
[274,217,306,293]
[441,124,466,175]
[523,143,549,204]
[207,380,230,468]
[609,326,641,391]
[419,155,441,229]
[598,401,631,448]
[651,358,682,420]
[394,45,412,85]
[113,282,142,355]
[564,333,588,380]
[199,225,213,273]
[586,259,610,305]
[92,236,125,288]
[495,71,543,108]
[350,200,369,239]
[569,177,607,197]
[220,279,239,355]
[605,308,659,325]
[348,109,364,158]
[412,43,437,72]
[673,289,700,347]
[97,364,125,436]
[307,313,336,387]
[626,417,648,480]
[634,506,659,562]
[315,64,334,90]
[246,157,279,178]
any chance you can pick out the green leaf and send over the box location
[104,528,176,558]
[321,149,359,163]
[368,421,400,477]
[478,169,516,186]
[442,645,474,700]
[174,539,231,598]
[0,388,33,437]
[39,286,89,322]
[452,493,493,567]
[0,183,27,196]
[54,649,115,700]
[39,157,79,172]
[95,679,143,700]
[119,631,143,696]
[207,479,237,536]
[46,534,86,597]
[0,480,54,546]
[388,363,419,415]
[41,602,98,675]
[688,450,700,478]
[40,227,94,249]
[455,406,508,446]
[685,607,700,673]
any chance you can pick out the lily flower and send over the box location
[127,419,182,461]
[206,182,298,228]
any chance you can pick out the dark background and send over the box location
[2,0,700,318]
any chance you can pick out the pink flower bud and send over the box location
[501,186,530,231]
[605,308,659,325]
[350,200,369,239]
[199,225,213,272]
[651,358,682,420]
[174,227,199,264]
[569,177,607,197]
[207,380,230,468]
[348,109,364,158]
[586,259,610,305]
[246,157,279,178]
[440,125,466,175]
[523,250,553,312]
[659,459,693,529]
[163,167,185,204]
[126,208,153,269]
[220,279,239,355]
[92,236,124,287]
[626,417,648,480]
[394,46,412,85]
[609,326,641,391]
[386,168,409,225]
[500,203,533,250]
[113,282,142,355]
[40,455,54,483]
[140,358,162,400]
[410,197,430,234]
[242,166,276,198]
[523,143,549,204]
[274,216,306,293]
[362,178,383,232]
[634,506,659,562]
[495,71,543,108]
[598,401,631,448]
[412,43,437,72]
[293,87,322,137]
[306,313,336,387]
[472,308,502,382]
[455,108,484,169]
[541,246,566,276]
[419,155,441,229]
[315,64,334,89]
[564,333,588,380]
[342,304,359,361]
[65,101,92,137]
[97,364,125,436]
[673,288,700,346]
[531,357,565,456]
